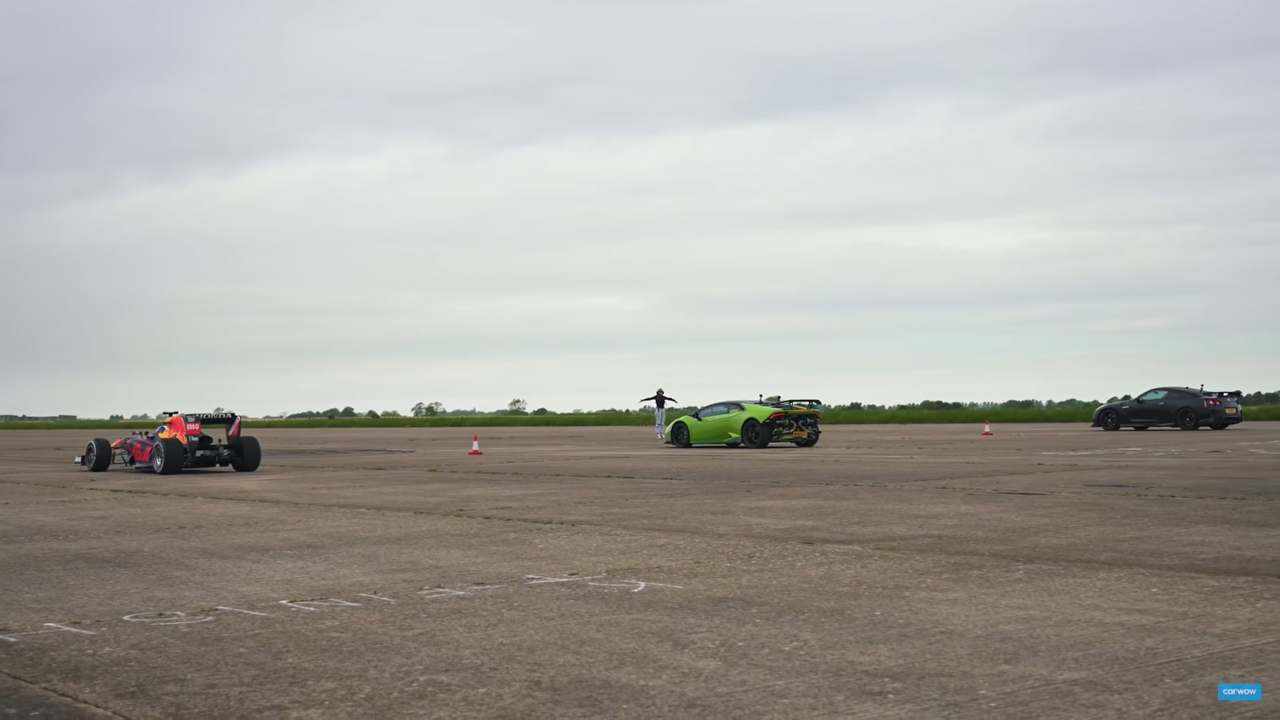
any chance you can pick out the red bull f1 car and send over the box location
[74,412,261,474]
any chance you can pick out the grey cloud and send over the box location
[3,1,1279,416]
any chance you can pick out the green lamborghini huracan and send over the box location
[664,398,822,448]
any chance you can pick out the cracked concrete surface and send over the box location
[1,424,1277,718]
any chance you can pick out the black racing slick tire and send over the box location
[1099,411,1121,432]
[671,423,691,448]
[793,435,820,448]
[1209,423,1229,431]
[231,436,262,472]
[152,438,186,475]
[1176,410,1200,431]
[1132,426,1149,431]
[741,419,771,449]
[85,438,112,472]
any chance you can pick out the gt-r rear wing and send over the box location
[1205,391,1242,399]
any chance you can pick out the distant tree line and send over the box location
[1243,390,1280,405]
[28,389,1280,422]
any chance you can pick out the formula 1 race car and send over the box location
[665,397,822,448]
[74,412,261,474]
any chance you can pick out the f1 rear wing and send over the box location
[184,412,239,424]
[161,411,242,439]
[162,411,238,424]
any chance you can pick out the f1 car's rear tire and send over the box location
[793,435,819,448]
[231,436,262,472]
[85,438,112,472]
[1099,411,1121,431]
[671,423,691,448]
[152,438,185,475]
[1176,409,1200,431]
[741,419,770,449]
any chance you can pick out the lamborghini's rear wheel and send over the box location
[231,436,262,472]
[85,438,112,472]
[741,419,770,449]
[671,423,691,448]
[152,438,185,475]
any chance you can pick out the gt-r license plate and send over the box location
[1226,407,1238,415]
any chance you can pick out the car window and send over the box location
[725,403,744,413]
[1138,390,1169,401]
[699,404,729,418]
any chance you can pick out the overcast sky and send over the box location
[3,1,1278,417]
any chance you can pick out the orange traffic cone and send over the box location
[467,434,483,455]
[981,421,994,437]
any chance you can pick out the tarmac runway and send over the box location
[1,423,1277,718]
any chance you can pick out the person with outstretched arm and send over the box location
[639,389,678,439]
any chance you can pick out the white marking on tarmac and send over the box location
[123,612,213,626]
[215,606,271,616]
[524,575,607,585]
[0,624,99,641]
[4,572,688,643]
[418,588,469,599]
[44,623,98,635]
[587,580,685,593]
[278,599,362,611]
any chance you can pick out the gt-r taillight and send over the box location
[766,412,786,421]
[1203,398,1222,407]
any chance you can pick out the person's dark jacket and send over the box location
[640,393,677,409]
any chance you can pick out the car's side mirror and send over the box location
[1135,398,1144,404]
[692,412,702,421]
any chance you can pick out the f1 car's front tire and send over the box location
[84,438,112,472]
[741,419,770,449]
[152,438,185,475]
[231,436,262,472]
[671,423,691,448]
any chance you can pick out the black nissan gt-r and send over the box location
[1092,387,1242,431]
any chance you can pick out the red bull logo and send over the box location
[158,415,190,444]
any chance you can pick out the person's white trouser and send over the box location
[655,407,666,436]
